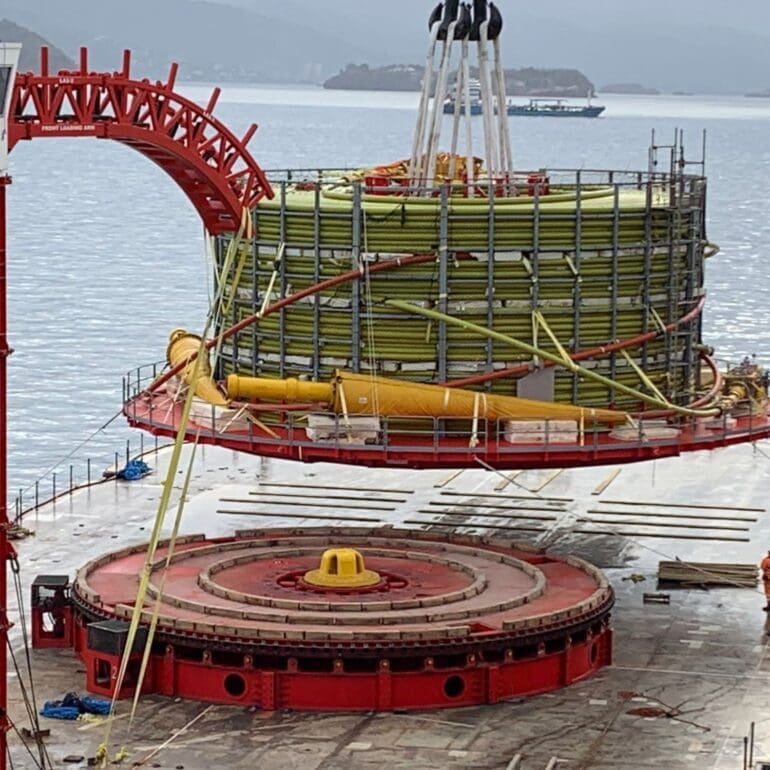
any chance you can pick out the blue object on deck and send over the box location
[116,459,151,481]
[40,692,111,720]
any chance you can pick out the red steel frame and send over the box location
[0,175,10,767]
[8,47,274,233]
[1,48,273,765]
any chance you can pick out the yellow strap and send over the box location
[620,348,667,402]
[101,212,250,755]
[219,208,251,319]
[534,310,575,370]
[128,436,200,726]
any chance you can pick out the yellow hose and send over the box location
[167,329,229,406]
[226,370,627,424]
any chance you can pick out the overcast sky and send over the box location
[6,0,770,92]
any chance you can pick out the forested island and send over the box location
[600,83,660,95]
[324,63,595,97]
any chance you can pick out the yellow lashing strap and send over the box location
[99,208,251,763]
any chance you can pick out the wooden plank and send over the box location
[494,471,522,492]
[658,561,758,587]
[599,499,764,514]
[434,469,465,489]
[592,468,621,496]
[531,468,564,493]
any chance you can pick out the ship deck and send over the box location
[8,442,770,768]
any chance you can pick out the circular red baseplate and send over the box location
[72,527,613,711]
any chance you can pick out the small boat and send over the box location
[442,78,482,115]
[505,97,605,118]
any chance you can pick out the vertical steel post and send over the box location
[641,173,653,372]
[438,184,450,383]
[0,44,19,759]
[251,211,258,377]
[486,181,496,382]
[312,180,322,380]
[610,185,620,390]
[278,181,288,378]
[531,183,541,371]
[572,171,583,403]
[230,235,239,380]
[351,182,362,373]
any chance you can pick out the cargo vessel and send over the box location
[504,97,605,118]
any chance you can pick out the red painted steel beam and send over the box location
[7,47,273,234]
[0,178,9,764]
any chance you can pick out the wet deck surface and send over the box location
[8,443,770,768]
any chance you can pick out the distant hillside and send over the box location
[325,64,594,97]
[0,18,75,72]
[3,0,371,83]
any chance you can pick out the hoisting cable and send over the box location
[408,2,444,183]
[386,299,723,419]
[4,711,44,770]
[9,553,50,768]
[5,640,47,769]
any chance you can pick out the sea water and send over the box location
[7,87,770,498]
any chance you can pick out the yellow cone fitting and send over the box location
[303,548,381,588]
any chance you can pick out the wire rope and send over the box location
[9,557,49,768]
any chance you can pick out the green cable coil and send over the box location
[214,170,708,411]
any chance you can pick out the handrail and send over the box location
[123,376,770,462]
